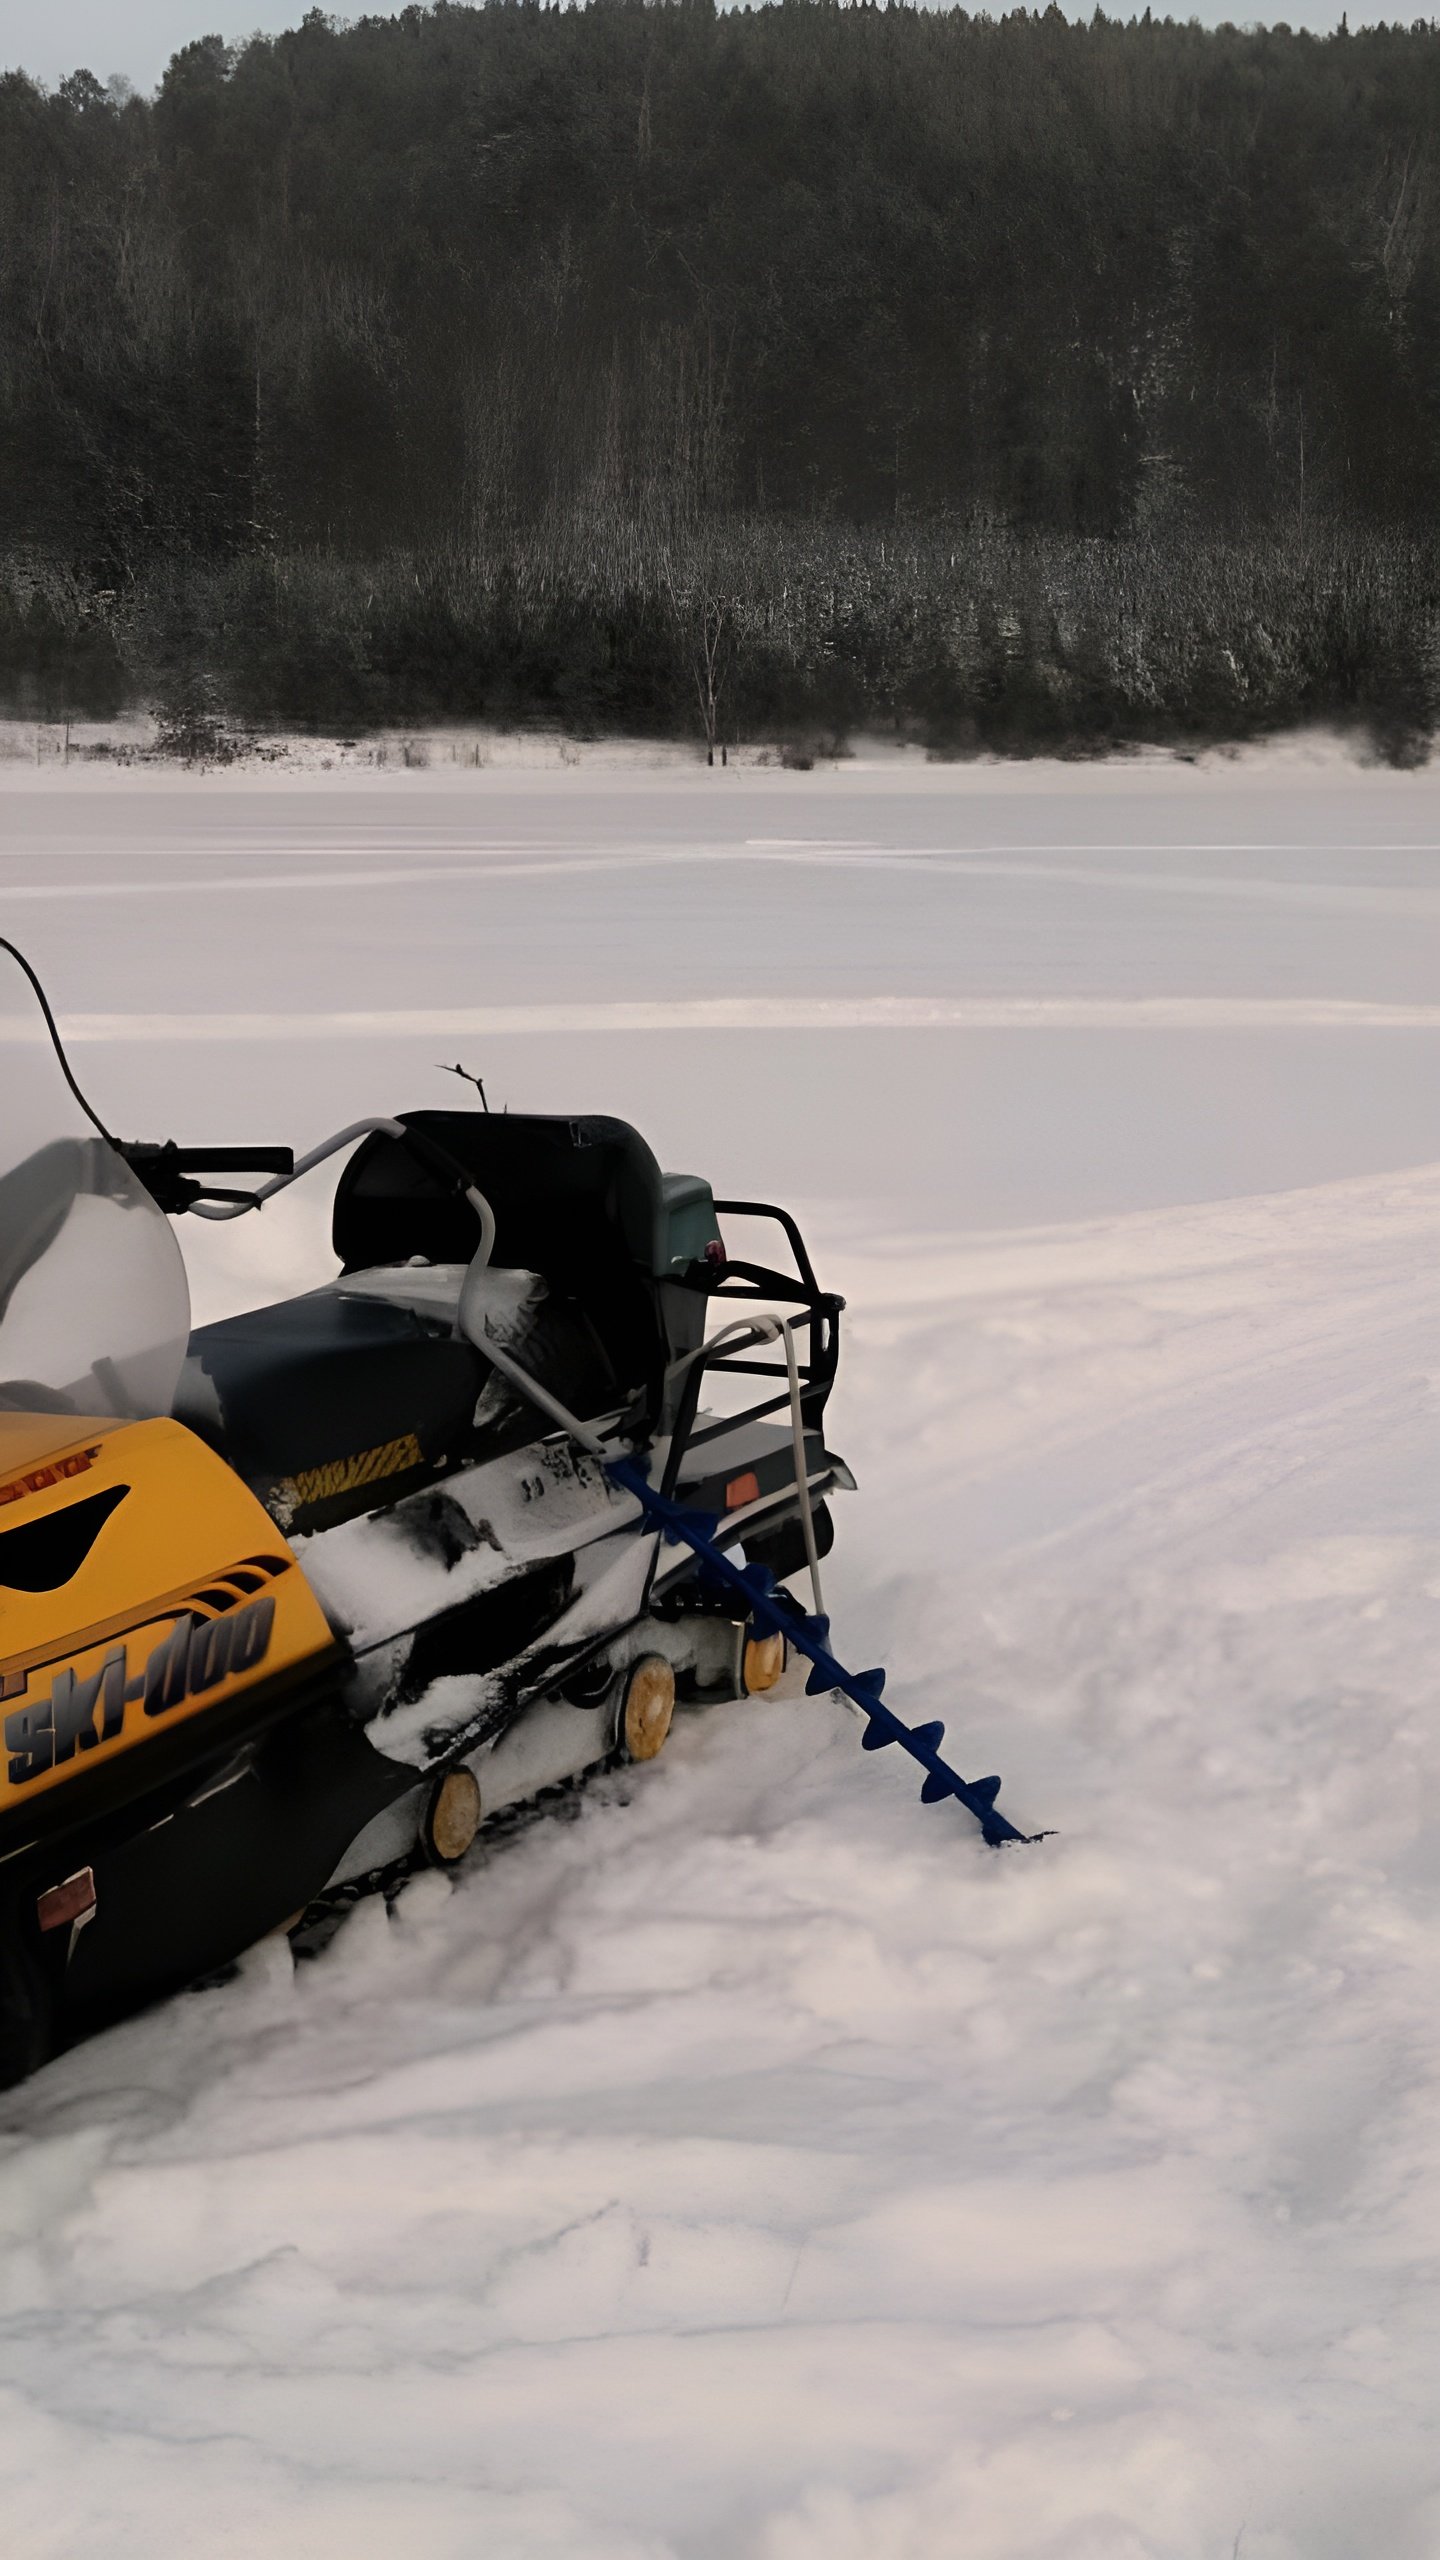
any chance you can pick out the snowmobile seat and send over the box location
[332,1111,683,1401]
[174,1291,485,1511]
[173,1261,624,1528]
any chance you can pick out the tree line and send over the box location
[5,0,1440,754]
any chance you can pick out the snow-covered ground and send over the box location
[1,751,1438,2558]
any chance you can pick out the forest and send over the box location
[5,0,1440,756]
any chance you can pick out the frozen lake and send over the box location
[4,749,1440,1233]
[0,749,1438,2560]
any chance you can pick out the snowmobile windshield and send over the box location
[0,950,190,1422]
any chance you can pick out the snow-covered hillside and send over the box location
[1,749,1437,2558]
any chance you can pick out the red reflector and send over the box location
[725,1471,760,1510]
[37,1869,96,1934]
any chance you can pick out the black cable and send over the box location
[0,936,119,1148]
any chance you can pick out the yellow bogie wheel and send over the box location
[424,1766,483,1864]
[742,1626,788,1694]
[621,1655,676,1762]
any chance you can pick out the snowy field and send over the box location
[1,746,1438,2558]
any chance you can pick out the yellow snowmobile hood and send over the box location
[0,1409,335,1830]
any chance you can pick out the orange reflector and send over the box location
[1,1445,100,1509]
[37,1868,96,1934]
[725,1471,760,1510]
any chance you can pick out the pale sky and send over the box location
[0,0,1369,94]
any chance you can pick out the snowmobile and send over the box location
[0,937,1033,2088]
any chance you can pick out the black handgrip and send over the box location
[119,1140,295,1215]
[165,1146,295,1175]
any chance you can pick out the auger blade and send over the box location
[981,1811,1032,1848]
[604,1453,1044,1848]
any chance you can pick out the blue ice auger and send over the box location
[607,1454,1040,1847]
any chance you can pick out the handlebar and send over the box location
[162,1147,295,1176]
[121,1120,494,1227]
[119,1140,296,1214]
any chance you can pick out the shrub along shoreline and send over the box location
[4,521,1436,768]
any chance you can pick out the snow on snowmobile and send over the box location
[0,938,1035,2088]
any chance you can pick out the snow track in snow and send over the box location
[5,993,1440,1038]
[833,1164,1439,1582]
